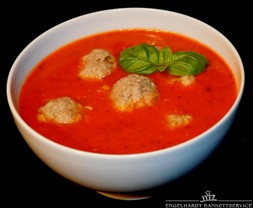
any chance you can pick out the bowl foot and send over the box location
[97,191,151,200]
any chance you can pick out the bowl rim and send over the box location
[6,7,245,159]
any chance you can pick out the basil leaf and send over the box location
[119,43,208,76]
[157,46,172,72]
[119,44,159,74]
[169,51,208,76]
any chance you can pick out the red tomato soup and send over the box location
[18,29,237,154]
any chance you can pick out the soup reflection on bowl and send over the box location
[7,8,244,200]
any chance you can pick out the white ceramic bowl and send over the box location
[6,8,244,200]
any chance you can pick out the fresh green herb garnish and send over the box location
[119,44,208,76]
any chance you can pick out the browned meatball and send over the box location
[79,49,116,79]
[169,75,195,86]
[110,74,159,111]
[166,114,192,129]
[38,96,83,124]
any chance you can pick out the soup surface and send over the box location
[19,29,237,154]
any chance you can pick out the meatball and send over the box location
[79,49,116,79]
[38,96,83,124]
[166,114,192,129]
[110,74,159,111]
[169,75,195,86]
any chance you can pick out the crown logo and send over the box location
[200,191,217,202]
